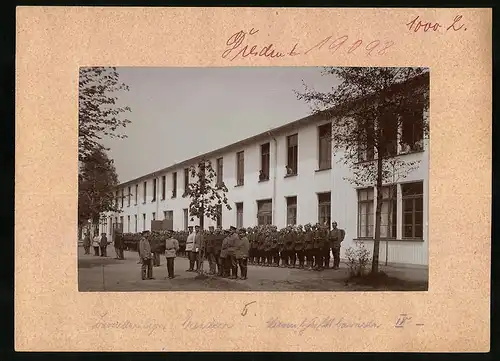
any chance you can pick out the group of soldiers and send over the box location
[118,221,345,281]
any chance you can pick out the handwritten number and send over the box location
[348,40,363,54]
[378,41,394,55]
[328,36,349,53]
[365,40,380,56]
[241,301,256,317]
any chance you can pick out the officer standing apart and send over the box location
[139,230,154,280]
[236,228,249,280]
[330,221,346,270]
[226,226,239,279]
[185,226,195,272]
[164,230,179,279]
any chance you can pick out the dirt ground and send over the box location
[78,246,427,292]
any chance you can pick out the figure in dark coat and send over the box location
[236,228,249,280]
[99,233,108,257]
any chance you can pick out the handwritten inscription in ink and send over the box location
[266,316,381,335]
[222,28,395,61]
[406,15,467,33]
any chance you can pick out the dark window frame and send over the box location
[236,151,245,186]
[318,123,332,170]
[286,134,298,176]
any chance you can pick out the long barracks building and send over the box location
[101,95,429,268]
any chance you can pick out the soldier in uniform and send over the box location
[149,232,162,267]
[206,227,217,275]
[226,226,239,279]
[284,226,295,268]
[330,221,346,270]
[295,225,305,268]
[256,227,265,266]
[214,227,224,276]
[322,223,332,269]
[263,227,273,266]
[236,228,249,280]
[312,223,324,271]
[270,227,279,267]
[304,224,314,270]
[277,228,285,267]
[220,230,229,277]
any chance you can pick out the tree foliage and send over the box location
[78,148,120,226]
[185,158,232,229]
[296,67,429,274]
[79,67,131,161]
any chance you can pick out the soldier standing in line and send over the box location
[330,221,346,270]
[295,225,305,269]
[226,226,239,279]
[304,224,314,270]
[256,227,265,266]
[247,227,257,264]
[206,227,217,275]
[214,227,223,276]
[312,223,324,271]
[322,223,332,269]
[193,225,204,272]
[264,227,273,266]
[150,232,161,267]
[277,228,284,267]
[220,230,229,277]
[271,227,279,267]
[284,226,294,268]
[236,228,249,280]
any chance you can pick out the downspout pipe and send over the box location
[267,131,278,225]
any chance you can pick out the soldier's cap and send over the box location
[238,227,247,233]
[141,230,150,235]
[230,226,237,230]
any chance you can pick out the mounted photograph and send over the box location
[78,66,429,292]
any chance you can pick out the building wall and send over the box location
[101,116,429,266]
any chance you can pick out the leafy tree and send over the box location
[185,158,232,230]
[79,67,131,161]
[78,148,120,229]
[185,158,232,275]
[296,67,429,274]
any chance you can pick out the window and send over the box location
[165,211,173,227]
[357,119,375,162]
[401,106,424,152]
[216,204,222,228]
[127,215,130,232]
[121,189,124,208]
[172,172,177,198]
[216,158,224,185]
[163,210,167,219]
[152,178,157,202]
[134,215,137,232]
[143,181,147,203]
[184,168,189,195]
[257,199,272,225]
[115,191,119,208]
[286,196,297,225]
[380,185,397,238]
[318,123,332,170]
[260,143,270,181]
[127,186,131,206]
[380,116,398,157]
[135,184,138,205]
[286,134,298,175]
[317,192,331,226]
[142,213,146,231]
[236,151,244,186]
[183,209,189,231]
[402,182,424,239]
[161,175,166,200]
[357,188,374,238]
[109,217,112,235]
[152,212,156,221]
[236,202,243,228]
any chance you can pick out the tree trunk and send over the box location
[372,154,383,274]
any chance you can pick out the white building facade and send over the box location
[101,111,429,267]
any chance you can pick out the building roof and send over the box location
[117,71,429,188]
[118,111,326,188]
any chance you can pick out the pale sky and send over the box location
[101,67,340,183]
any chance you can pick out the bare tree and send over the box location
[296,67,429,274]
